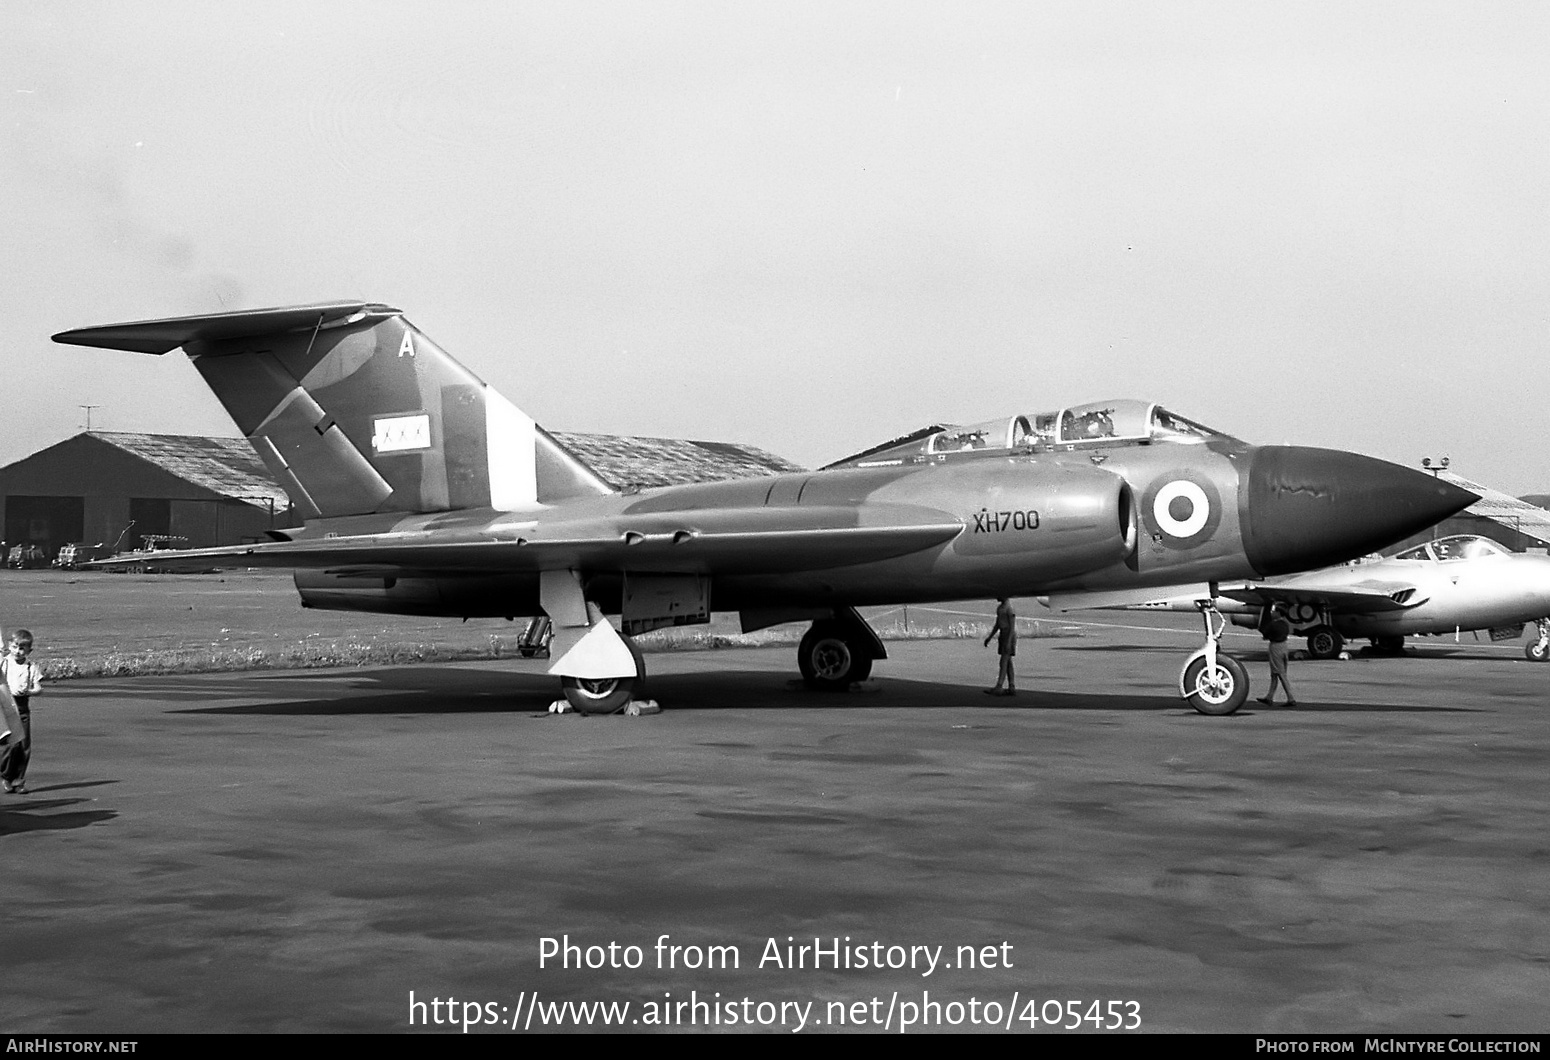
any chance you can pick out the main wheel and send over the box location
[561,675,636,714]
[1526,639,1550,663]
[1374,635,1406,655]
[1183,654,1249,716]
[798,620,873,690]
[559,635,645,714]
[1306,625,1344,660]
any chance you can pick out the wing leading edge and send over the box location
[1217,581,1426,613]
[90,503,965,577]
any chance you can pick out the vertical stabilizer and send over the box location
[54,302,614,518]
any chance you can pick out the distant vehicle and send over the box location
[136,534,188,551]
[7,544,48,569]
[1049,534,1550,662]
[54,542,113,570]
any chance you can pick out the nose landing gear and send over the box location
[1178,599,1250,715]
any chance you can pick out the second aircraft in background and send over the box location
[1047,534,1550,662]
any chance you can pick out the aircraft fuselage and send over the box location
[290,434,1469,620]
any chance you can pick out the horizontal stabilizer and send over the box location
[52,302,394,355]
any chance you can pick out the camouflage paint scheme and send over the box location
[54,302,1476,714]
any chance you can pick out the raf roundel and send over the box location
[1142,473,1222,550]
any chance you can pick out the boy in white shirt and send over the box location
[1,629,44,794]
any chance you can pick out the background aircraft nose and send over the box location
[1241,446,1478,576]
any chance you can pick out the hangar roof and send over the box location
[550,431,803,489]
[86,432,292,509]
[1437,470,1550,549]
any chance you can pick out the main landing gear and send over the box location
[1527,619,1550,663]
[798,609,887,690]
[1178,601,1250,716]
[560,635,645,714]
[541,570,646,715]
[1304,624,1345,660]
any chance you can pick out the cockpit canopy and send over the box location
[933,399,1232,454]
[1392,535,1508,562]
[829,399,1237,468]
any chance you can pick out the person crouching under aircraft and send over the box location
[1256,603,1298,708]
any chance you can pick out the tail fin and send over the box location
[54,302,613,518]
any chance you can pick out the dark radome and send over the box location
[1240,446,1479,576]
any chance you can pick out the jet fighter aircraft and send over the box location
[53,302,1476,715]
[1053,534,1550,661]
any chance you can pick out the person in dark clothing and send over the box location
[1256,603,1298,707]
[983,597,1017,696]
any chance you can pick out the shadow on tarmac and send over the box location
[0,795,117,835]
[161,665,1479,717]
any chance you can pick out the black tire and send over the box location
[1305,625,1344,660]
[1183,654,1249,716]
[798,620,873,690]
[1374,635,1406,655]
[559,634,644,714]
[1526,640,1550,663]
[561,675,637,715]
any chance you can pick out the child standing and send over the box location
[1,629,44,794]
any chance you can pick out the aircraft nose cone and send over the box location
[1241,446,1478,576]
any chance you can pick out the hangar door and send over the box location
[5,495,85,557]
[129,498,172,542]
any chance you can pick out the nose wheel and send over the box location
[1183,654,1249,715]
[1178,599,1250,715]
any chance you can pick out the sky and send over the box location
[4,2,1547,492]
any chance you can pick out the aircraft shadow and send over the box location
[0,796,118,836]
[170,667,559,717]
[162,665,1475,717]
[95,665,526,704]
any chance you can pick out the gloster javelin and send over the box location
[54,302,1476,715]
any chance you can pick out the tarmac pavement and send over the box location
[3,619,1547,1033]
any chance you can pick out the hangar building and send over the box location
[0,432,296,557]
[0,430,803,559]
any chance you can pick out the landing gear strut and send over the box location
[541,570,644,715]
[1178,601,1249,715]
[1527,619,1550,663]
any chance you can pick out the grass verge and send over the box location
[38,619,1080,681]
